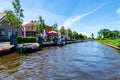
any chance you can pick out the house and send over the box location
[0,12,22,42]
[22,21,53,37]
[22,21,38,37]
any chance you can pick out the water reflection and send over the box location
[0,41,120,80]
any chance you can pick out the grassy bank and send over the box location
[97,39,120,47]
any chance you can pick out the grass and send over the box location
[97,38,120,47]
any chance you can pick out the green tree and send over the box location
[97,29,120,39]
[79,34,84,39]
[83,35,88,40]
[12,0,24,22]
[52,22,58,31]
[60,26,65,35]
[66,28,72,37]
[91,33,94,40]
[97,29,103,38]
[37,16,45,33]
[102,29,111,38]
[5,10,17,26]
[5,0,24,36]
[98,29,111,38]
[112,30,119,38]
[72,31,79,39]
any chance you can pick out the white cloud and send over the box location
[116,8,120,15]
[62,3,105,28]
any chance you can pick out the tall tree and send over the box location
[72,31,79,39]
[37,16,45,33]
[91,33,94,40]
[52,22,58,31]
[102,29,111,38]
[83,35,88,39]
[66,28,72,37]
[5,10,17,26]
[5,0,24,35]
[98,29,111,38]
[79,34,84,39]
[112,30,119,38]
[12,0,24,22]
[60,26,65,35]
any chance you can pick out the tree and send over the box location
[66,28,72,37]
[97,29,111,38]
[79,34,84,39]
[37,16,45,33]
[72,31,79,39]
[83,35,88,40]
[60,26,65,35]
[97,29,103,38]
[91,33,94,40]
[5,10,17,26]
[5,0,24,36]
[52,22,58,31]
[102,29,111,38]
[112,30,119,38]
[97,29,120,39]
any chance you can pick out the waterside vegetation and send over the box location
[96,29,120,48]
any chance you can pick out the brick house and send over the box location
[22,21,53,37]
[0,12,22,42]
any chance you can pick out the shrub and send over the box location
[17,37,37,43]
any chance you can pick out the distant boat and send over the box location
[17,43,39,53]
[0,45,14,56]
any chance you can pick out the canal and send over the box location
[0,41,120,80]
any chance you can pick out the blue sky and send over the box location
[0,0,120,37]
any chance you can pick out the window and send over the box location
[0,28,5,36]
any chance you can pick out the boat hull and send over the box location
[0,45,14,56]
[18,43,39,53]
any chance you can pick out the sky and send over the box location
[0,0,120,37]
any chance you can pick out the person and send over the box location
[10,34,14,45]
[53,36,58,44]
[65,37,67,43]
[38,35,43,45]
[10,33,17,47]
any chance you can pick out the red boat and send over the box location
[0,45,14,55]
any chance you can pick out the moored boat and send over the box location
[0,45,14,55]
[17,43,39,53]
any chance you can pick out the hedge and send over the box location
[17,37,37,43]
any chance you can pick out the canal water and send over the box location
[0,41,120,80]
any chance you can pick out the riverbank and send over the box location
[97,39,120,50]
[0,40,82,55]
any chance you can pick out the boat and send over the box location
[0,45,14,56]
[17,43,40,53]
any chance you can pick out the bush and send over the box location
[17,37,37,43]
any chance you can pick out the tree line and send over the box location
[97,29,120,39]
